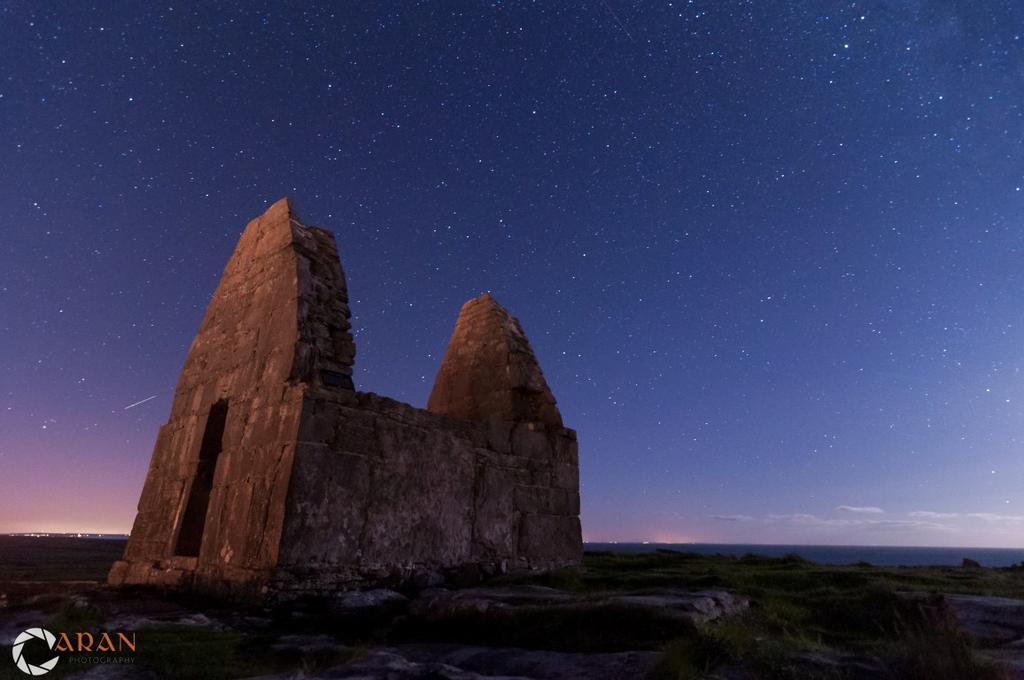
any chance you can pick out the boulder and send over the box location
[410,586,575,617]
[945,594,1024,644]
[329,588,408,613]
[606,589,749,624]
[408,585,749,626]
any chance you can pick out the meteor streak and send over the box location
[123,395,157,410]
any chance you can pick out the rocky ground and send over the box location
[942,594,1024,677]
[0,581,745,679]
[4,537,1024,679]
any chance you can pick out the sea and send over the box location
[585,543,1024,568]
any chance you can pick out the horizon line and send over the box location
[4,533,1024,551]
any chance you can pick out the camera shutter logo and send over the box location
[11,628,59,676]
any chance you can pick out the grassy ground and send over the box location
[2,540,1022,678]
[507,550,1022,678]
[0,536,125,582]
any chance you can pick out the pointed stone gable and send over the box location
[109,198,358,594]
[172,196,355,410]
[427,293,563,426]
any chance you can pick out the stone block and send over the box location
[518,514,583,564]
[511,424,555,459]
[513,485,575,516]
[551,462,579,490]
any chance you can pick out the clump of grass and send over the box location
[799,582,903,646]
[46,599,106,632]
[648,618,826,680]
[750,596,813,640]
[885,600,1007,680]
[647,633,733,679]
[780,552,813,565]
[512,566,585,592]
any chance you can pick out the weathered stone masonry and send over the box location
[108,198,582,600]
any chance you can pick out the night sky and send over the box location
[3,1,1024,547]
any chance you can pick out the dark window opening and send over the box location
[174,400,228,557]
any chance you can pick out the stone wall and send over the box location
[273,389,580,595]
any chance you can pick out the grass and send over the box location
[565,549,1024,599]
[556,550,1019,678]
[388,549,1022,676]
[885,601,1005,680]
[0,536,125,582]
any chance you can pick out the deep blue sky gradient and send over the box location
[2,1,1024,545]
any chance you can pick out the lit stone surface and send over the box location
[427,293,562,427]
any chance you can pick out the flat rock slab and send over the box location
[398,644,659,680]
[790,650,892,680]
[104,609,229,632]
[270,633,343,654]
[411,585,748,625]
[945,594,1024,644]
[246,644,658,680]
[411,585,576,616]
[607,589,749,624]
[329,588,409,616]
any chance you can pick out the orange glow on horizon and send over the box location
[583,529,697,544]
[0,520,131,536]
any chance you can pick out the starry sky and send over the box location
[3,1,1024,547]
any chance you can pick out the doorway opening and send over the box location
[174,400,228,557]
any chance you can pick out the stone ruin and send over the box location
[108,198,582,601]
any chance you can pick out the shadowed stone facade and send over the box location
[108,199,581,601]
